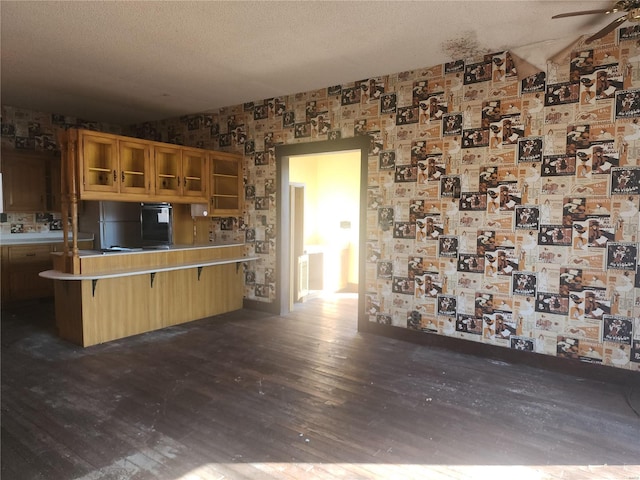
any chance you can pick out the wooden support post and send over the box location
[68,130,80,273]
[58,130,70,269]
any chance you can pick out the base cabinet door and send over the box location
[6,245,53,300]
[1,241,94,303]
[8,269,53,301]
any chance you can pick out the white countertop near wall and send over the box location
[77,242,245,258]
[0,232,94,245]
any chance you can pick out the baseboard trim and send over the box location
[243,298,280,315]
[360,322,640,386]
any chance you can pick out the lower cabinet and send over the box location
[54,261,244,347]
[1,241,93,303]
[6,245,53,301]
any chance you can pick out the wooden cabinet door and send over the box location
[181,148,208,200]
[2,242,96,302]
[47,156,62,212]
[6,245,54,300]
[119,139,151,195]
[80,132,119,193]
[210,152,242,215]
[0,246,8,302]
[154,145,182,197]
[1,155,47,212]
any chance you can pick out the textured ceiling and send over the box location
[0,1,615,125]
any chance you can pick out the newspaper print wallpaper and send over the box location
[4,29,640,371]
[0,108,122,234]
[125,29,640,372]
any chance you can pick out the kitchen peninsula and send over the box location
[40,128,254,347]
[41,243,256,347]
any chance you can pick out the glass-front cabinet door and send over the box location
[119,140,151,195]
[154,145,182,196]
[81,133,118,193]
[210,153,242,215]
[182,148,207,200]
[74,129,237,205]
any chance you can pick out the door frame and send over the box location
[290,182,306,308]
[275,136,370,330]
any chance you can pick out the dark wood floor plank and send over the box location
[0,428,65,480]
[2,295,640,480]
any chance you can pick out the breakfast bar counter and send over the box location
[40,244,258,347]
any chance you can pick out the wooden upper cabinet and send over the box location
[210,151,242,216]
[67,129,236,208]
[79,130,152,198]
[181,148,208,199]
[46,156,62,212]
[119,139,151,195]
[80,131,119,194]
[154,145,182,196]
[154,146,207,201]
[1,150,48,212]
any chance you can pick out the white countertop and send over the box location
[40,254,259,280]
[74,242,245,258]
[0,232,94,245]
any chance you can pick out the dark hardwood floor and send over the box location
[2,293,640,480]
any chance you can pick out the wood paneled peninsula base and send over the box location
[40,244,257,347]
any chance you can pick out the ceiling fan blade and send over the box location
[552,9,611,19]
[586,15,627,43]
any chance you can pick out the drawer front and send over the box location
[8,245,52,264]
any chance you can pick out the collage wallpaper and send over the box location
[5,28,640,371]
[0,109,121,235]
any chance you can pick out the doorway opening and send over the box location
[275,137,369,328]
[289,151,361,304]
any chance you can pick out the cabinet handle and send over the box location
[26,253,36,257]
[184,178,187,188]
[113,170,117,182]
[177,176,180,187]
[121,172,125,183]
